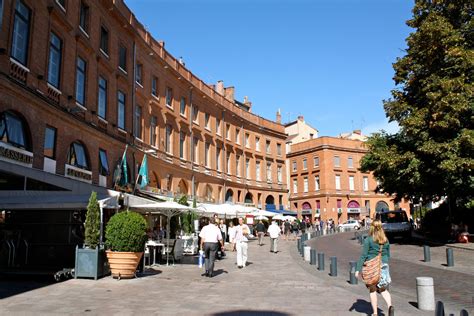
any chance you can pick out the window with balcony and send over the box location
[165,124,172,154]
[79,1,89,34]
[75,57,86,106]
[205,113,210,129]
[256,161,261,181]
[100,26,109,55]
[152,77,158,97]
[98,76,107,119]
[11,0,31,66]
[119,45,127,72]
[179,131,185,159]
[165,87,173,108]
[47,32,62,89]
[150,116,157,147]
[266,162,272,182]
[205,142,210,167]
[135,63,143,85]
[117,91,125,130]
[134,105,142,139]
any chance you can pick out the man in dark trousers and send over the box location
[199,217,224,278]
[256,220,266,246]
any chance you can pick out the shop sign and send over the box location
[65,164,92,183]
[347,208,361,213]
[0,142,33,167]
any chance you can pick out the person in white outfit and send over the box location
[233,217,249,268]
[267,221,281,253]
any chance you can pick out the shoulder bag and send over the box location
[361,244,383,285]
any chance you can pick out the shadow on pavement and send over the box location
[348,298,375,315]
[212,311,290,316]
[138,269,162,278]
[0,274,55,299]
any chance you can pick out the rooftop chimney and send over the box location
[297,115,304,122]
[216,80,224,95]
[224,86,235,102]
[276,109,282,124]
[243,96,252,110]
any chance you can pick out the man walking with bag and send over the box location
[199,217,224,278]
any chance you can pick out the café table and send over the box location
[145,240,164,266]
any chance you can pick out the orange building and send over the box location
[287,132,409,222]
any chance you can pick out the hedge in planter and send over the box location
[105,211,147,279]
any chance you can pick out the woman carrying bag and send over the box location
[355,219,394,316]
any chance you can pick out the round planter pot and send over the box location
[106,251,143,279]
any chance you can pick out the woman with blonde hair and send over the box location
[355,219,394,316]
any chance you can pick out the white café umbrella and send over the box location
[254,215,269,221]
[129,201,196,266]
[272,214,287,221]
[250,209,276,217]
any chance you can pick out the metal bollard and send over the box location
[435,301,445,316]
[423,245,431,262]
[446,248,454,267]
[297,238,301,253]
[300,237,305,257]
[310,249,317,265]
[349,261,358,284]
[460,309,469,316]
[330,257,337,277]
[317,253,325,271]
[416,277,435,311]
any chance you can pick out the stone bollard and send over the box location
[330,257,337,277]
[423,245,431,262]
[446,248,454,267]
[310,249,317,265]
[416,277,435,311]
[317,253,325,271]
[306,232,311,240]
[460,309,469,316]
[349,261,358,285]
[304,246,311,262]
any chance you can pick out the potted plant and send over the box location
[75,191,109,280]
[105,210,147,279]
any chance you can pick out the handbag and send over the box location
[361,244,383,285]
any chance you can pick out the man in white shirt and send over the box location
[199,217,224,278]
[233,217,250,268]
[268,221,281,253]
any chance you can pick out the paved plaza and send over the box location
[0,234,448,316]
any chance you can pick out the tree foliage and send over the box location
[361,0,473,208]
[84,191,100,249]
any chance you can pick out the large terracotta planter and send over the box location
[106,251,143,279]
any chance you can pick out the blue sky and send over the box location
[125,0,413,137]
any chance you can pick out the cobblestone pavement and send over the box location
[306,231,474,315]
[0,237,429,316]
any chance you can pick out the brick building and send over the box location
[287,133,410,222]
[0,0,287,272]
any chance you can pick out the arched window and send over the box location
[244,192,253,204]
[0,111,31,150]
[68,141,89,170]
[376,201,389,213]
[225,189,233,202]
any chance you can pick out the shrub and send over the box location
[105,211,147,252]
[84,191,100,249]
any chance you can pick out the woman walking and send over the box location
[355,219,394,316]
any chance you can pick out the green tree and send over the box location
[84,191,100,249]
[361,0,473,210]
